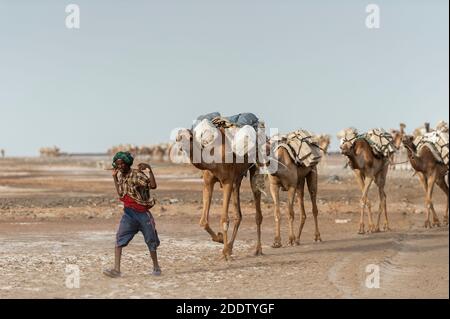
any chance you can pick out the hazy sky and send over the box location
[0,0,448,156]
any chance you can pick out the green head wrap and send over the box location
[112,151,134,168]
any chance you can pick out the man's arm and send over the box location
[112,169,122,197]
[138,163,157,189]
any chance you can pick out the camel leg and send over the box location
[307,168,321,242]
[417,172,431,227]
[374,166,389,232]
[354,170,374,232]
[199,172,222,243]
[287,187,297,246]
[426,172,440,227]
[417,173,432,228]
[359,177,373,234]
[228,180,243,254]
[381,167,390,231]
[270,182,282,248]
[295,177,306,245]
[220,183,233,260]
[381,187,389,231]
[250,169,263,256]
[436,175,449,225]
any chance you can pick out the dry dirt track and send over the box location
[0,156,448,298]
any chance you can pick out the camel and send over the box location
[413,122,432,138]
[339,129,390,234]
[390,123,406,149]
[39,146,61,157]
[390,123,412,171]
[150,144,166,162]
[402,135,448,227]
[316,134,331,155]
[175,127,263,260]
[267,144,321,248]
[138,145,153,156]
[436,120,448,133]
[107,144,139,157]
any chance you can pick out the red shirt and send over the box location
[120,194,148,213]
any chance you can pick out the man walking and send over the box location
[103,151,161,278]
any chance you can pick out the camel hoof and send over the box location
[220,255,232,261]
[213,232,224,243]
[433,221,441,227]
[221,249,232,261]
[358,224,365,234]
[295,240,300,246]
[287,238,296,246]
[424,221,432,229]
[254,246,263,256]
[314,235,322,242]
[372,227,381,233]
[272,241,282,249]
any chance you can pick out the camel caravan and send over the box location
[168,113,449,259]
[39,146,61,157]
[337,122,448,232]
[107,143,173,162]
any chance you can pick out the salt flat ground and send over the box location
[0,156,447,298]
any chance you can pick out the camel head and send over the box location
[175,128,193,153]
[337,127,358,156]
[267,134,286,156]
[436,120,449,133]
[318,134,331,154]
[175,128,192,142]
[400,123,406,133]
[401,135,416,153]
[390,129,404,149]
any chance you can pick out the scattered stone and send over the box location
[327,175,342,183]
[335,219,351,224]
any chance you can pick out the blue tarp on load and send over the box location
[225,113,259,130]
[196,112,221,122]
[194,112,259,130]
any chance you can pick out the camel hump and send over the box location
[365,128,397,158]
[415,131,449,165]
[275,129,322,167]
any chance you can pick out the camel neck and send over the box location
[405,146,422,172]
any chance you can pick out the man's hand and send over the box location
[138,163,157,189]
[146,198,156,209]
[138,163,151,171]
[112,168,119,177]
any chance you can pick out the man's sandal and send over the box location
[151,268,162,276]
[103,269,121,278]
